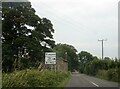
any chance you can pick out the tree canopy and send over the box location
[2,2,55,72]
[78,51,93,63]
[53,43,79,71]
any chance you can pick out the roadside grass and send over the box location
[57,72,71,87]
[0,71,2,88]
[96,69,120,82]
[2,69,70,87]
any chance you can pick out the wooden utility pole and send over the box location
[98,39,107,59]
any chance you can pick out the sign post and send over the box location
[45,52,56,71]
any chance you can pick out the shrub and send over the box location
[2,69,70,87]
[96,69,119,82]
[96,70,108,80]
[106,69,118,82]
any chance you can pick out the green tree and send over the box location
[78,51,93,73]
[78,51,93,63]
[53,43,79,71]
[2,2,55,72]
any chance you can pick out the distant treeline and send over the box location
[78,51,120,82]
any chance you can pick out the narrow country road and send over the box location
[65,72,119,87]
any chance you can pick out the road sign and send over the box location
[45,52,56,64]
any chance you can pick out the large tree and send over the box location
[78,51,94,73]
[53,43,79,71]
[2,2,55,72]
[78,51,93,63]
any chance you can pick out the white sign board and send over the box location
[45,52,56,64]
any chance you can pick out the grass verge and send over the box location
[57,71,71,87]
[2,69,70,87]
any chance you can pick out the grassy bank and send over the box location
[2,69,70,87]
[96,68,120,82]
[57,72,71,87]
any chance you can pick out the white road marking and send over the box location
[90,81,99,87]
[82,75,99,87]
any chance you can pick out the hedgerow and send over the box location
[2,69,70,87]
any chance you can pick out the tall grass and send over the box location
[2,69,70,87]
[96,68,119,82]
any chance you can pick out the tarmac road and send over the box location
[65,72,119,87]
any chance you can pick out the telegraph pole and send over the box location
[98,39,107,59]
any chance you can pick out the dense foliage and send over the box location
[2,69,70,87]
[96,69,119,82]
[2,2,55,72]
[78,51,120,82]
[53,43,79,71]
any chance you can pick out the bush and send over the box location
[106,69,118,82]
[96,69,119,82]
[2,69,70,87]
[96,70,108,80]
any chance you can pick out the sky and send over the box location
[29,0,119,58]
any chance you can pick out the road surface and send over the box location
[65,72,119,87]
